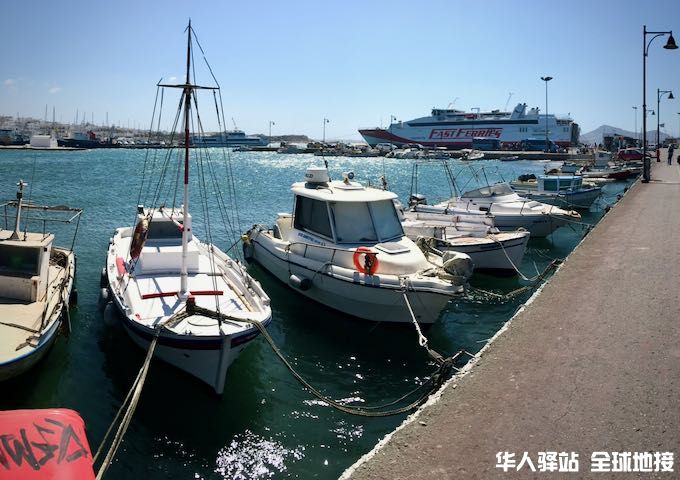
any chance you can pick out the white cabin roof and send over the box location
[0,229,53,248]
[291,180,398,203]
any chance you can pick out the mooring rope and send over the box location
[94,329,160,479]
[181,302,465,417]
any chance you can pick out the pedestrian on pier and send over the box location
[668,144,675,165]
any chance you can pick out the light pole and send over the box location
[677,112,680,141]
[268,120,275,146]
[657,89,674,158]
[540,76,552,152]
[642,26,677,182]
[322,118,329,144]
[633,106,638,145]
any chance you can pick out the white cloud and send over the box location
[4,79,15,86]
[49,86,62,94]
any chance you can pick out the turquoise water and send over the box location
[0,149,631,479]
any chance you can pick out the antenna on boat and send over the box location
[504,92,514,111]
[10,179,27,240]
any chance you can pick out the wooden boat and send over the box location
[0,180,81,381]
[104,22,271,394]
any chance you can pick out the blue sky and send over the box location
[3,0,680,140]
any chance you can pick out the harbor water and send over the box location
[0,148,631,479]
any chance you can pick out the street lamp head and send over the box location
[663,33,678,49]
[669,92,675,100]
[541,76,553,82]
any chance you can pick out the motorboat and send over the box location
[104,22,272,394]
[510,174,601,209]
[426,182,581,237]
[0,180,81,381]
[242,167,474,324]
[398,204,530,274]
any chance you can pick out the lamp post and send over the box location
[322,118,329,144]
[677,112,680,141]
[633,106,638,145]
[642,26,677,182]
[657,89,674,159]
[268,120,275,147]
[540,76,553,152]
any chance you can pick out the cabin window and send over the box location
[0,245,41,276]
[294,196,333,239]
[330,202,377,243]
[329,200,403,244]
[369,200,403,241]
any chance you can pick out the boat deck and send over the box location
[125,253,256,334]
[0,263,68,363]
[342,154,680,478]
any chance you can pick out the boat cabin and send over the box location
[280,168,405,246]
[134,207,200,274]
[0,231,53,302]
[537,175,584,192]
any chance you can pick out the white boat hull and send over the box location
[247,231,455,324]
[106,224,272,394]
[435,232,529,272]
[0,248,75,381]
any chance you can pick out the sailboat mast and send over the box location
[180,21,192,296]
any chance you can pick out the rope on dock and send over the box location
[94,329,160,479]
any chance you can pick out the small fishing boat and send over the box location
[398,204,530,274]
[243,167,473,324]
[104,22,272,394]
[0,180,82,381]
[510,174,602,209]
[431,182,581,237]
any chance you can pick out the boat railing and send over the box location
[1,201,83,237]
[286,241,378,267]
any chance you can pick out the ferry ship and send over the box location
[191,130,267,147]
[359,103,580,150]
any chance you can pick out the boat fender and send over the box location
[242,237,254,261]
[98,287,110,310]
[289,274,311,291]
[99,267,109,288]
[442,251,474,283]
[130,218,149,260]
[353,247,379,275]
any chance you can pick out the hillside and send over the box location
[580,125,669,145]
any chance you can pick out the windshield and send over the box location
[330,200,403,244]
[462,182,514,198]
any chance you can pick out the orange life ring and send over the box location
[130,218,149,260]
[353,246,379,275]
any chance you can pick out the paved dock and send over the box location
[343,153,680,479]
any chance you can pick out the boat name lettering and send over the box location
[297,232,326,246]
[429,128,503,139]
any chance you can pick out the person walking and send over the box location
[668,144,675,165]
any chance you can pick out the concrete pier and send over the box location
[342,152,680,479]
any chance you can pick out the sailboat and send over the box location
[103,21,272,394]
[1,180,82,381]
